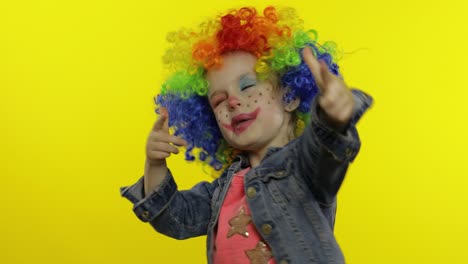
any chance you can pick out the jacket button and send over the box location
[247,187,257,199]
[142,210,150,220]
[261,224,272,235]
[279,260,288,264]
[345,148,353,158]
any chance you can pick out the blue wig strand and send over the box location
[156,94,224,168]
[281,44,341,113]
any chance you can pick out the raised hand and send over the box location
[146,107,187,167]
[303,46,355,130]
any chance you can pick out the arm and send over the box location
[120,107,221,239]
[296,47,373,206]
[120,169,225,239]
[297,89,373,206]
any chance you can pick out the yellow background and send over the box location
[1,0,467,263]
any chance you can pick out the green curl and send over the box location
[161,67,208,98]
[270,46,301,71]
[292,30,313,48]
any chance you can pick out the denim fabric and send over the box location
[120,89,373,264]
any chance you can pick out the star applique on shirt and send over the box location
[245,241,273,264]
[227,206,252,238]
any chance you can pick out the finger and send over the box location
[152,108,169,132]
[149,132,187,146]
[149,142,180,154]
[172,137,188,147]
[172,136,187,147]
[147,150,171,160]
[319,60,336,86]
[152,112,167,131]
[302,46,324,92]
[160,107,169,132]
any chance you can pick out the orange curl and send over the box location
[190,6,295,71]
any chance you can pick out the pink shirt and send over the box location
[213,168,276,264]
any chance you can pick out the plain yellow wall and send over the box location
[1,0,467,263]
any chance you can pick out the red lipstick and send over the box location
[222,107,260,135]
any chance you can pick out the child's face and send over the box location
[206,51,293,152]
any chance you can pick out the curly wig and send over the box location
[156,6,341,173]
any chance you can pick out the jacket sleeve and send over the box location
[120,169,223,239]
[296,88,373,206]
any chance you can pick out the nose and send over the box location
[227,96,241,111]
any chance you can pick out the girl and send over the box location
[121,6,373,264]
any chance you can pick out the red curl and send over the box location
[192,6,284,69]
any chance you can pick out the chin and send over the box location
[222,130,261,151]
[228,139,260,152]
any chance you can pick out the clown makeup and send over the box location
[206,51,296,154]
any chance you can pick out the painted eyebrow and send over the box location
[208,72,257,99]
[239,73,257,83]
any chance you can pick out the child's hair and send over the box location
[155,6,341,173]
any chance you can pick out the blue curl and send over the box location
[281,43,341,113]
[156,93,224,169]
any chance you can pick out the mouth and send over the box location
[222,107,260,135]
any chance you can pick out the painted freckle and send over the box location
[254,100,258,103]
[259,93,262,96]
[247,104,250,107]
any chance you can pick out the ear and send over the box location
[284,97,300,112]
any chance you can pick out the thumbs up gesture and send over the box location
[146,107,187,167]
[303,46,355,131]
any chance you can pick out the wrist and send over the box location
[318,108,350,134]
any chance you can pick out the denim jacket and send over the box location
[120,89,373,264]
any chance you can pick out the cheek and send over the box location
[215,109,230,124]
[245,86,276,109]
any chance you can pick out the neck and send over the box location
[248,148,269,168]
[247,115,295,168]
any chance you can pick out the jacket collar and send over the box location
[233,138,298,169]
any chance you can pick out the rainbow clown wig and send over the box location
[156,6,341,173]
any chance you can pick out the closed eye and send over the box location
[214,100,224,107]
[239,73,258,91]
[212,95,226,107]
[241,84,255,91]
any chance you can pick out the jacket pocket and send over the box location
[262,170,305,207]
